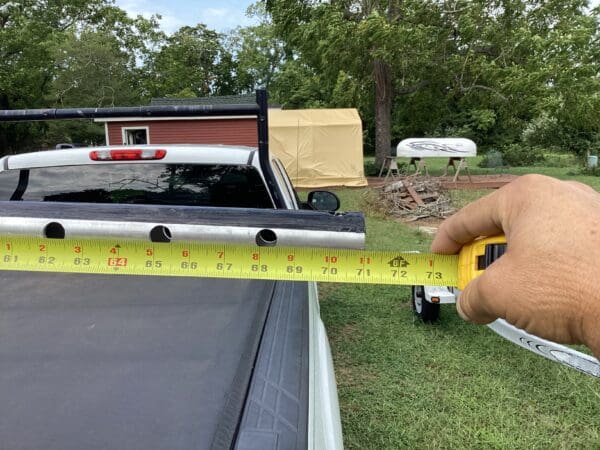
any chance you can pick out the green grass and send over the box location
[447,189,493,210]
[321,171,600,449]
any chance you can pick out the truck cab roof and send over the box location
[2,145,259,171]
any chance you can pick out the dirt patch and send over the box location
[440,173,518,189]
[410,217,443,227]
[367,173,517,190]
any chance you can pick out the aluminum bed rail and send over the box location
[0,201,366,249]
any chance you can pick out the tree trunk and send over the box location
[373,58,392,167]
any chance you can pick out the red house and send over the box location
[95,94,268,147]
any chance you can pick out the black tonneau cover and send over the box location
[0,272,290,449]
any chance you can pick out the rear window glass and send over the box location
[0,164,273,208]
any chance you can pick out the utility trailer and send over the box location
[0,91,352,449]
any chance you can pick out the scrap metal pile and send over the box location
[380,178,454,220]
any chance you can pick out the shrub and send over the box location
[543,153,579,168]
[363,160,380,176]
[500,144,546,166]
[522,114,600,156]
[572,166,600,177]
[478,149,504,168]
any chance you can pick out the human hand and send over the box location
[431,174,600,358]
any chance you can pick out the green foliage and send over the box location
[0,0,160,153]
[43,121,105,147]
[581,166,600,176]
[522,113,600,156]
[2,0,600,162]
[522,113,561,150]
[477,149,505,168]
[265,0,600,163]
[330,71,361,109]
[269,60,330,108]
[500,144,546,167]
[227,21,285,93]
[51,30,139,107]
[543,152,580,168]
[363,160,381,177]
[479,149,578,169]
[144,25,235,98]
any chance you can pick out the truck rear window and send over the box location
[0,164,273,208]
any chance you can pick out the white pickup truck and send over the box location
[0,92,359,450]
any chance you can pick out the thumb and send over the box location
[457,256,512,324]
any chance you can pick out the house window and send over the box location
[122,127,149,145]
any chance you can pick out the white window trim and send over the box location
[121,126,150,145]
[271,158,298,209]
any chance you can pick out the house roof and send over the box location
[150,94,256,107]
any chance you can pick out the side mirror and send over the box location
[307,190,340,212]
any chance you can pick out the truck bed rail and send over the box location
[0,201,365,249]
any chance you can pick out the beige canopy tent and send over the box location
[269,109,367,188]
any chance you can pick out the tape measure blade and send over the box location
[0,236,459,287]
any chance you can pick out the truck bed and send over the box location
[0,272,307,450]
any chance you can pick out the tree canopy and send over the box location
[0,0,599,161]
[265,0,600,161]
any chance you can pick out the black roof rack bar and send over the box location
[256,89,284,208]
[0,103,260,122]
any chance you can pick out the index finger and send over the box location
[431,188,506,254]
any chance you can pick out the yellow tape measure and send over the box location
[0,235,506,288]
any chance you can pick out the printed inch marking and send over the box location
[72,242,91,267]
[1,239,18,265]
[284,250,304,279]
[426,258,439,281]
[356,253,373,279]
[214,244,234,274]
[179,247,199,270]
[36,241,57,266]
[424,255,453,284]
[250,248,268,275]
[261,246,294,280]
[144,246,162,269]
[321,251,339,279]
[105,243,126,271]
[108,257,128,267]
